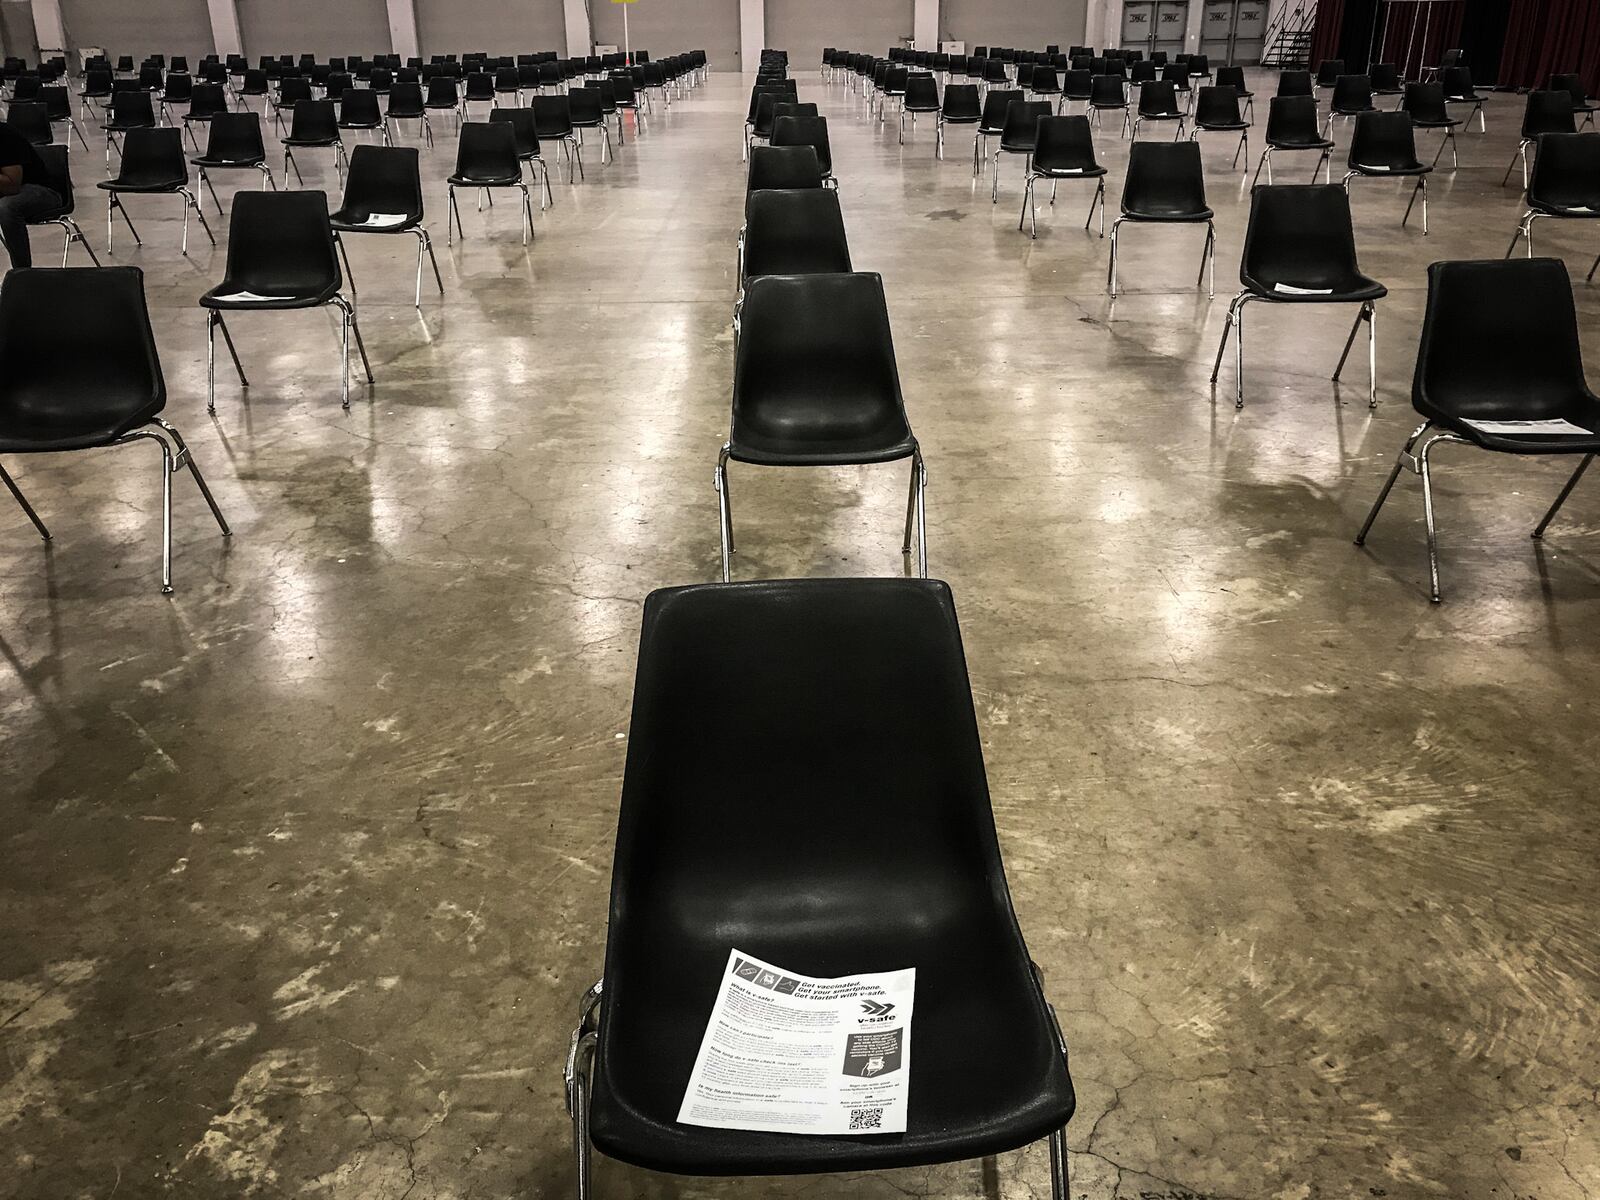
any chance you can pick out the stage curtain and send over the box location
[1309,0,1347,68]
[1376,1,1465,78]
[1498,0,1600,94]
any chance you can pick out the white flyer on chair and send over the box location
[677,948,915,1136]
[1463,417,1591,436]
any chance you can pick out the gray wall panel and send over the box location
[941,0,1087,52]
[60,0,212,62]
[417,0,567,58]
[237,0,392,60]
[766,0,912,69]
[590,0,740,70]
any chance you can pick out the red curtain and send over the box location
[1498,0,1600,94]
[1310,0,1347,68]
[1377,2,1465,78]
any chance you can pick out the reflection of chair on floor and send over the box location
[565,574,1077,1197]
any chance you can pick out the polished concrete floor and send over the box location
[3,68,1599,1200]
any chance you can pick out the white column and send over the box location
[205,0,244,58]
[563,0,592,59]
[29,0,66,55]
[1085,0,1114,51]
[385,0,419,60]
[739,0,763,74]
[1185,0,1205,53]
[914,0,939,51]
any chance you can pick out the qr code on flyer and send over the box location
[848,1108,884,1131]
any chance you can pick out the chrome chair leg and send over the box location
[1251,146,1271,188]
[1331,302,1378,407]
[0,462,51,540]
[714,443,734,582]
[1199,220,1215,297]
[1505,211,1539,259]
[1356,420,1429,548]
[1533,454,1595,539]
[414,228,444,308]
[55,218,100,267]
[206,310,248,412]
[519,182,534,245]
[1403,176,1427,231]
[903,449,929,579]
[1588,253,1600,284]
[1086,179,1105,236]
[447,184,462,243]
[1048,1128,1070,1200]
[334,232,356,299]
[1107,217,1123,295]
[199,168,222,213]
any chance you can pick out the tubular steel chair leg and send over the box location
[1403,176,1426,232]
[1199,221,1215,297]
[337,299,352,409]
[1418,435,1451,603]
[714,444,734,582]
[1356,420,1429,548]
[118,430,178,593]
[1506,212,1538,259]
[1107,217,1123,295]
[1332,305,1365,382]
[185,188,214,250]
[1500,140,1523,186]
[1048,1129,1070,1200]
[1589,252,1600,284]
[447,184,461,243]
[520,182,534,244]
[58,219,100,266]
[1232,128,1247,169]
[908,450,929,579]
[0,462,51,540]
[335,233,357,299]
[152,418,230,539]
[1251,146,1271,188]
[285,146,303,184]
[1533,454,1595,539]
[200,169,222,213]
[1021,173,1037,236]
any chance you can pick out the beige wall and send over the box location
[416,0,566,58]
[60,0,213,61]
[236,0,392,60]
[941,0,1088,51]
[767,0,912,65]
[589,0,740,68]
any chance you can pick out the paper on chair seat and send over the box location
[212,290,286,303]
[1052,167,1083,174]
[358,212,410,227]
[1273,282,1334,295]
[677,948,915,1136]
[1464,417,1591,436]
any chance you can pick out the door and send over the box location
[1123,1,1189,58]
[1153,0,1189,58]
[1201,0,1268,64]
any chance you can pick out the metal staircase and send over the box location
[1260,0,1317,68]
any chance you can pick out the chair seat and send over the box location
[199,281,339,309]
[1269,136,1333,149]
[1421,396,1600,455]
[329,207,420,233]
[1122,202,1214,221]
[282,136,340,146]
[1411,117,1459,129]
[941,114,980,124]
[338,120,381,129]
[191,156,264,167]
[0,407,159,454]
[97,177,183,194]
[1033,163,1108,178]
[590,944,1074,1175]
[1350,160,1430,176]
[447,172,521,187]
[904,103,939,114]
[1529,201,1600,217]
[1196,118,1248,130]
[1243,270,1387,303]
[1141,110,1183,120]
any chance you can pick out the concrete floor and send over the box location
[2,68,1599,1200]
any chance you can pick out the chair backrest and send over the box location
[113,126,187,188]
[1160,62,1188,88]
[33,144,72,212]
[465,70,494,99]
[186,82,227,118]
[1242,184,1364,291]
[242,68,268,92]
[220,189,340,295]
[733,273,905,445]
[1063,69,1092,99]
[340,88,381,124]
[288,98,339,141]
[427,76,458,104]
[83,68,112,95]
[324,71,353,98]
[7,100,51,144]
[979,88,1022,130]
[1439,48,1464,69]
[1130,61,1157,84]
[1441,66,1476,99]
[1347,110,1420,170]
[1402,81,1450,124]
[1523,90,1576,138]
[453,120,519,181]
[338,144,424,220]
[1277,69,1313,97]
[942,83,981,120]
[1331,75,1372,112]
[1033,114,1099,173]
[1527,132,1600,212]
[1139,79,1181,117]
[531,94,574,138]
[568,86,603,123]
[387,82,425,115]
[770,113,832,175]
[904,73,939,109]
[1315,59,1344,87]
[1192,84,1242,125]
[495,67,520,90]
[278,77,313,105]
[742,188,852,280]
[0,266,165,428]
[1032,66,1059,92]
[1122,140,1207,217]
[1550,73,1590,108]
[1414,258,1588,421]
[983,58,1008,83]
[771,101,819,123]
[746,144,823,190]
[202,111,266,162]
[111,90,156,126]
[1265,94,1322,144]
[1000,99,1052,147]
[40,84,71,120]
[1368,62,1400,91]
[1090,74,1125,105]
[488,107,541,157]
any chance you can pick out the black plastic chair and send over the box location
[532,95,583,182]
[935,83,980,162]
[238,68,270,106]
[181,81,229,152]
[1252,95,1334,187]
[567,576,1076,1191]
[1315,59,1344,91]
[1368,63,1403,101]
[771,114,834,187]
[1277,69,1313,99]
[1020,115,1107,238]
[900,73,939,145]
[0,265,229,595]
[1062,69,1093,113]
[39,85,86,151]
[22,146,100,267]
[1550,73,1598,131]
[1402,82,1462,169]
[1189,85,1249,169]
[974,88,1021,176]
[446,122,534,245]
[489,107,556,210]
[338,88,389,146]
[1441,66,1486,133]
[80,67,113,115]
[158,70,193,126]
[1505,132,1600,269]
[716,274,926,579]
[329,144,443,308]
[1343,110,1431,233]
[386,82,432,147]
[1211,184,1387,409]
[991,100,1053,203]
[745,144,823,191]
[270,76,311,135]
[425,75,463,130]
[98,126,213,254]
[1132,79,1185,139]
[1356,257,1600,601]
[199,190,371,411]
[568,86,613,165]
[281,99,347,185]
[739,188,851,294]
[463,70,496,113]
[1088,74,1128,137]
[1504,91,1575,189]
[1216,64,1254,120]
[1109,140,1215,297]
[101,89,155,167]
[191,111,275,211]
[7,99,52,147]
[1324,75,1375,137]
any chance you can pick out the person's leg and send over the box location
[0,184,64,269]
